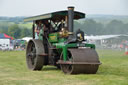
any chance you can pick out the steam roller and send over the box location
[24,6,101,74]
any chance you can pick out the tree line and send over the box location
[0,18,128,39]
[74,19,128,35]
[0,22,32,39]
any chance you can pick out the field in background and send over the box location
[0,49,128,85]
[18,22,32,29]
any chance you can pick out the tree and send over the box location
[105,20,124,34]
[123,23,128,34]
[0,22,9,34]
[8,24,21,39]
[74,21,82,31]
[20,28,32,38]
[80,19,104,35]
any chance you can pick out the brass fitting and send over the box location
[59,28,73,37]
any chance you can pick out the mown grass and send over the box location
[0,49,128,85]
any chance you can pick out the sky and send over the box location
[0,0,128,17]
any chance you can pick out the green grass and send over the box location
[18,22,32,29]
[0,50,128,85]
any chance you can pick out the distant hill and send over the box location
[0,16,25,23]
[0,15,128,24]
[86,14,128,24]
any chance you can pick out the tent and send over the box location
[0,33,13,40]
[22,37,32,42]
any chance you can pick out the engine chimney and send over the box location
[68,6,74,32]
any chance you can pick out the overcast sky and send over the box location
[0,0,128,17]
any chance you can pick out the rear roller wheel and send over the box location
[26,39,45,70]
[60,48,100,74]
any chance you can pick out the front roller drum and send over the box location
[26,39,46,70]
[60,48,101,74]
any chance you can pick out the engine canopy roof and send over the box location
[24,10,85,22]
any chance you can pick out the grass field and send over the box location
[0,49,128,85]
[18,22,32,29]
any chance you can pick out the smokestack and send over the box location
[68,6,74,32]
